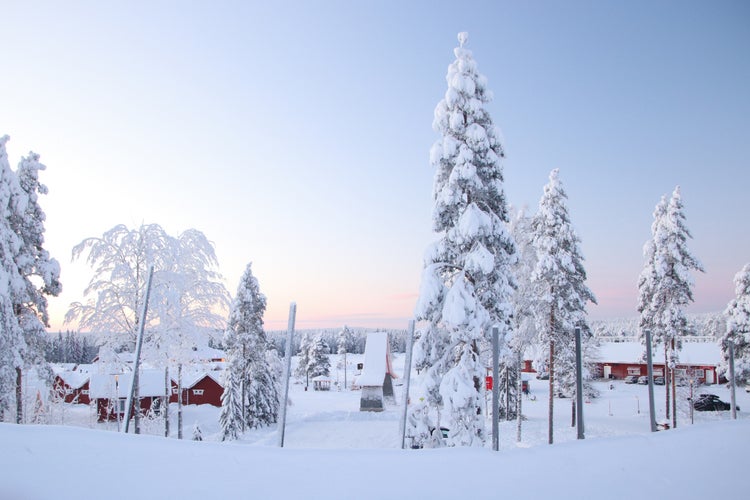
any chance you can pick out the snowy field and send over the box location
[3,354,749,499]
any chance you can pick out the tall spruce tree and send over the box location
[530,169,596,445]
[409,32,516,447]
[0,136,25,422]
[221,263,278,436]
[638,187,703,427]
[721,264,750,384]
[10,151,61,423]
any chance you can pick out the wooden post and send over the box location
[645,330,658,432]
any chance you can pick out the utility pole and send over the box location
[399,320,415,449]
[278,302,296,447]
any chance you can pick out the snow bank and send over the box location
[1,420,748,499]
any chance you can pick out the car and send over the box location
[624,375,639,384]
[691,393,739,412]
[637,376,649,385]
[654,376,665,385]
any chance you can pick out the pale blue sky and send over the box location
[2,1,748,331]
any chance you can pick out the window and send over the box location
[192,389,204,396]
[82,390,90,395]
[627,367,640,375]
[694,369,705,378]
[172,388,178,395]
[117,399,126,414]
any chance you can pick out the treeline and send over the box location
[592,312,726,339]
[266,327,409,356]
[43,331,99,364]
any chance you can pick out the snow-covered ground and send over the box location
[3,354,748,499]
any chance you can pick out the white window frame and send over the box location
[192,389,204,396]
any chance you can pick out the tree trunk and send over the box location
[164,367,170,438]
[16,367,23,424]
[177,363,183,439]
[671,338,677,429]
[516,355,523,443]
[548,338,555,445]
[664,347,670,422]
[571,398,576,428]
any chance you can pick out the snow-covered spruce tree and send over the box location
[219,365,243,441]
[530,169,596,445]
[221,263,278,435]
[9,150,61,424]
[294,331,313,383]
[720,264,750,385]
[409,32,516,448]
[0,136,26,422]
[638,187,703,426]
[307,333,331,378]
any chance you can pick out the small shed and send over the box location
[358,331,397,412]
[312,375,333,391]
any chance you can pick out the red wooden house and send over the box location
[89,370,167,422]
[169,370,224,407]
[52,371,91,405]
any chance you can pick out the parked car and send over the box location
[654,376,665,385]
[637,376,649,385]
[624,375,639,384]
[691,393,739,412]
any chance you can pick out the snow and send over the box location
[2,359,749,498]
[89,370,165,399]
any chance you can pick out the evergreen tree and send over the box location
[720,264,750,384]
[307,333,330,378]
[530,169,596,444]
[219,365,243,441]
[221,263,278,435]
[409,32,516,447]
[295,331,314,382]
[0,136,33,422]
[638,187,703,426]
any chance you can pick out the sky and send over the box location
[1,0,748,332]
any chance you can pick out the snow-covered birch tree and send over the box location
[638,187,703,426]
[66,223,229,435]
[530,169,596,445]
[721,264,750,385]
[409,32,516,448]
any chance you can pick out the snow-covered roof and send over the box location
[358,332,394,386]
[89,370,166,399]
[179,367,224,389]
[55,371,90,389]
[312,375,333,382]
[595,340,721,366]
